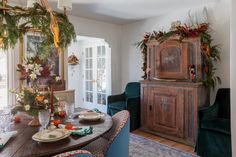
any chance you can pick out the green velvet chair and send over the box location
[195,88,231,157]
[107,82,140,131]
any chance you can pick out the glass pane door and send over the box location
[97,46,106,105]
[85,47,94,104]
[83,44,110,113]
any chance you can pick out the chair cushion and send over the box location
[201,118,231,135]
[125,82,140,98]
[108,101,126,110]
[82,137,109,157]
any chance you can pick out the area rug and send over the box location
[129,133,199,157]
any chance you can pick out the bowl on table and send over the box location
[78,112,105,122]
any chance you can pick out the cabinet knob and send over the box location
[149,105,152,111]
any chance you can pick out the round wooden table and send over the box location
[0,111,113,157]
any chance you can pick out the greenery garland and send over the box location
[136,23,221,89]
[0,2,76,50]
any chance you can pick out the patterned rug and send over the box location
[129,134,199,157]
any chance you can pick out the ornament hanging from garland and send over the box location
[0,0,76,50]
[136,22,221,89]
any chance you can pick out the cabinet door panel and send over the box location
[149,87,184,138]
[153,95,176,128]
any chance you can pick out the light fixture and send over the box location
[27,0,38,8]
[57,0,72,15]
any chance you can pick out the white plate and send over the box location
[79,112,105,121]
[32,129,71,142]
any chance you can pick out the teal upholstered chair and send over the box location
[107,82,140,131]
[82,110,130,157]
[53,150,92,157]
[195,88,231,157]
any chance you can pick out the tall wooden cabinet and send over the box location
[140,37,209,146]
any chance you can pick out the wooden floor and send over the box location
[132,129,195,154]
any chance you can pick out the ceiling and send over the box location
[9,0,218,25]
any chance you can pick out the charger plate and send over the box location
[32,128,71,142]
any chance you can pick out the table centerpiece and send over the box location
[10,56,61,126]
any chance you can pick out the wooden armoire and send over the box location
[140,37,209,146]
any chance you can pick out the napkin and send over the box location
[70,126,93,136]
[58,124,93,136]
[0,131,17,149]
[92,108,102,113]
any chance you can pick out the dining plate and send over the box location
[32,128,71,142]
[79,112,105,121]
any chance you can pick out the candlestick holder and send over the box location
[48,111,56,130]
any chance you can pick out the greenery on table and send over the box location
[136,23,221,89]
[11,87,58,116]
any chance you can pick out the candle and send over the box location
[50,87,54,113]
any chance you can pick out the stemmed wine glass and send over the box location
[0,106,12,133]
[65,103,75,123]
[38,110,50,130]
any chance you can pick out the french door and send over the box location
[83,44,111,113]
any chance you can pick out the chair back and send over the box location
[215,88,230,119]
[125,82,140,98]
[102,110,130,157]
[53,150,93,157]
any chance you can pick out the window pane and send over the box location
[85,70,93,80]
[86,92,93,103]
[97,46,101,57]
[97,93,106,105]
[86,81,93,91]
[0,52,8,108]
[102,46,106,56]
[97,58,105,69]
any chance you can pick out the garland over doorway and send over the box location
[0,0,76,50]
[136,22,221,89]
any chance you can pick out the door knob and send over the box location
[92,80,96,83]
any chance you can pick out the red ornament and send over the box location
[14,116,21,123]
[58,111,66,117]
[65,123,73,130]
[53,119,61,127]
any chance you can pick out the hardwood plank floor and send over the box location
[132,129,195,154]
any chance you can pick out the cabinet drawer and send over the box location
[148,87,184,138]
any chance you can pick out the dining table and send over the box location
[0,109,113,157]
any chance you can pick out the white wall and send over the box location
[68,16,122,94]
[120,0,230,101]
[230,0,236,156]
[67,39,83,108]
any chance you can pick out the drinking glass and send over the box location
[65,103,75,123]
[38,110,50,130]
[0,107,12,132]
